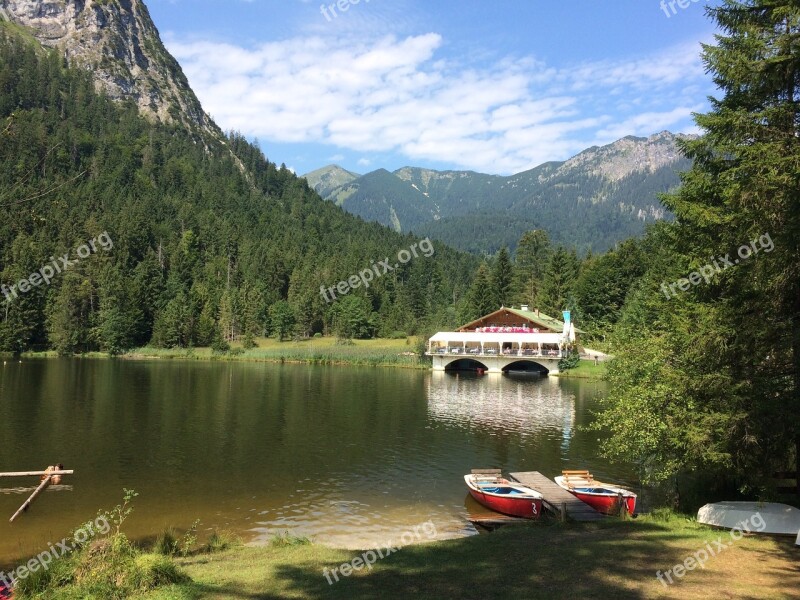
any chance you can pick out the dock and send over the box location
[509,471,605,522]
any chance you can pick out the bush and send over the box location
[203,530,242,553]
[388,331,408,339]
[13,490,189,599]
[242,333,258,349]
[270,531,311,547]
[648,507,676,523]
[154,528,179,556]
[210,334,230,353]
[131,553,188,588]
[558,349,580,371]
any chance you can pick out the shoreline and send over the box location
[7,338,608,380]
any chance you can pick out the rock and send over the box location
[0,0,220,137]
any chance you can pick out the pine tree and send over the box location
[513,230,551,306]
[460,263,495,323]
[597,0,800,488]
[491,247,514,308]
[269,300,295,341]
[537,247,579,316]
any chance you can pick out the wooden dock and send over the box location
[510,471,605,522]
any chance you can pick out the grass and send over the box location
[123,336,428,369]
[134,514,798,599]
[8,511,798,598]
[555,359,607,380]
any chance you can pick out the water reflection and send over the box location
[427,372,575,449]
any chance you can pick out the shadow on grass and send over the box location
[257,521,701,599]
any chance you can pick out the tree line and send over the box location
[0,27,476,353]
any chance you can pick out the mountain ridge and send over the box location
[303,131,694,253]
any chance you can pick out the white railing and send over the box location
[427,348,563,358]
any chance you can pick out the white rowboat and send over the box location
[696,501,800,540]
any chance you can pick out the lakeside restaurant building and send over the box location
[426,306,579,374]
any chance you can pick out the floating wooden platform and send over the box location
[509,471,605,522]
[467,512,531,530]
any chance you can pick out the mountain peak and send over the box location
[302,164,361,198]
[0,0,217,135]
[558,131,695,182]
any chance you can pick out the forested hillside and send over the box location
[310,133,691,254]
[0,27,476,353]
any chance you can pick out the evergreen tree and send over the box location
[537,247,580,316]
[460,263,495,323]
[269,300,296,341]
[513,230,551,306]
[572,238,644,335]
[330,295,377,340]
[491,247,514,308]
[596,0,800,488]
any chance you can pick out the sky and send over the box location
[146,0,722,176]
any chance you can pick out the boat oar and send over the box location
[9,475,53,522]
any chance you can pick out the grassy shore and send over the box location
[19,337,429,369]
[16,338,609,379]
[555,360,607,380]
[19,513,797,599]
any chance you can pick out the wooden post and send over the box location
[0,470,73,478]
[617,492,626,518]
[10,476,53,522]
[560,502,567,522]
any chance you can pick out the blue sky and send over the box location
[148,0,721,176]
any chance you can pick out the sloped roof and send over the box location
[458,307,584,334]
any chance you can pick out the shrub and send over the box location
[13,490,189,599]
[154,528,179,556]
[648,507,676,523]
[270,531,311,547]
[203,530,242,553]
[558,349,580,371]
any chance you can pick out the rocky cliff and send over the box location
[0,0,218,135]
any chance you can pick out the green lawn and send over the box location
[556,360,607,380]
[135,516,799,599]
[20,337,429,369]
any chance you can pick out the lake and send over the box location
[0,359,639,565]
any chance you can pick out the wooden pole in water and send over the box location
[0,470,73,478]
[9,476,53,522]
[617,492,626,518]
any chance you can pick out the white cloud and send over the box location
[167,32,711,174]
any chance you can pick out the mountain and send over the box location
[310,132,694,254]
[0,0,217,136]
[0,2,476,354]
[304,164,360,198]
[327,168,440,232]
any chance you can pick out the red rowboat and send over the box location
[464,472,543,519]
[0,581,12,600]
[554,470,636,515]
